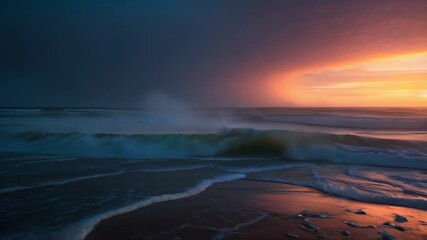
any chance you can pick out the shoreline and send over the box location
[85,179,427,240]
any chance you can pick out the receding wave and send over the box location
[1,129,426,169]
[59,173,245,240]
[249,166,427,210]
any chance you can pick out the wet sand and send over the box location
[86,179,427,240]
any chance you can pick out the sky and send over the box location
[1,0,427,107]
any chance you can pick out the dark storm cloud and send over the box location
[1,0,427,107]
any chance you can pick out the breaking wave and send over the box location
[1,129,426,169]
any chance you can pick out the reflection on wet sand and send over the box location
[86,180,427,240]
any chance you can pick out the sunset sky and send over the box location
[1,0,427,107]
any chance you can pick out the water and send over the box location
[1,107,426,239]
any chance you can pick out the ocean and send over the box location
[1,107,426,239]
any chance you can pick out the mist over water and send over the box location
[140,91,227,133]
[1,106,427,239]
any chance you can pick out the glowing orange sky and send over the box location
[269,53,427,107]
[218,1,427,107]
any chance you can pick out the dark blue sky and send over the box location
[1,0,427,107]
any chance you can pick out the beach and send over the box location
[1,107,427,240]
[86,178,427,240]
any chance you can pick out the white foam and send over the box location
[219,163,314,173]
[347,167,427,198]
[12,157,77,167]
[57,173,245,240]
[208,212,269,240]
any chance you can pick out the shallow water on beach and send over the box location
[86,180,427,240]
[1,107,426,239]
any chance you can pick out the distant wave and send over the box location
[0,108,42,115]
[257,114,427,130]
[1,129,426,169]
[0,171,126,194]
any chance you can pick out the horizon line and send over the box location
[1,106,427,109]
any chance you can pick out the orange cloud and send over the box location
[269,52,427,107]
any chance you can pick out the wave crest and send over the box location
[1,129,426,169]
